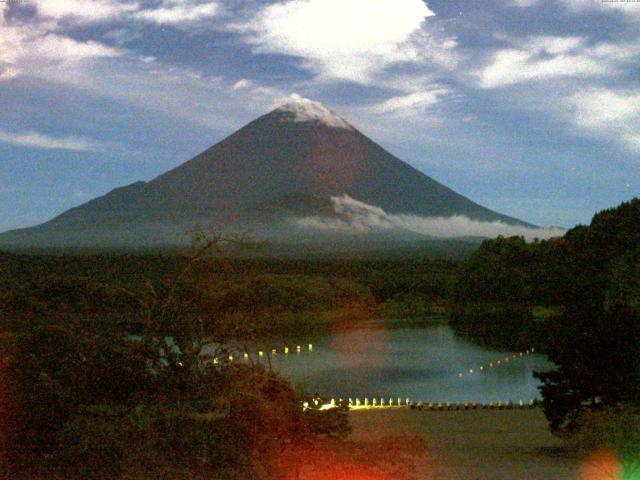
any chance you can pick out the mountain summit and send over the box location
[0,96,533,249]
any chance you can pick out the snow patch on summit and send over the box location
[275,94,354,130]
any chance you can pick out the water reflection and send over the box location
[268,322,553,403]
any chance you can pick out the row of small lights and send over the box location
[304,397,539,412]
[457,347,536,378]
[303,397,411,411]
[212,343,314,364]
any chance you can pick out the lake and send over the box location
[258,321,553,404]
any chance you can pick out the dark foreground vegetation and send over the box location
[453,199,640,476]
[0,234,434,479]
[1,198,639,478]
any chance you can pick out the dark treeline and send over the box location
[0,244,432,479]
[451,198,640,461]
[1,198,638,477]
[0,253,458,336]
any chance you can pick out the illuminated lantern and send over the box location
[405,398,410,406]
[469,369,473,374]
[259,351,264,357]
[213,357,219,365]
[244,352,249,360]
[284,347,289,354]
[458,373,463,378]
[381,398,385,406]
[228,355,233,361]
[364,398,369,406]
[490,362,493,367]
[308,343,313,351]
[296,345,301,352]
[372,398,377,406]
[480,366,484,371]
[356,398,360,406]
[271,349,277,355]
[397,397,401,406]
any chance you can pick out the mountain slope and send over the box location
[0,98,533,249]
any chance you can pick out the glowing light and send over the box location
[308,343,313,351]
[259,351,264,357]
[228,355,233,361]
[244,352,249,359]
[580,449,623,480]
[284,347,289,354]
[458,373,463,378]
[469,369,474,374]
[296,345,301,352]
[213,357,219,365]
[480,366,484,371]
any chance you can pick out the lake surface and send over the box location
[259,321,553,404]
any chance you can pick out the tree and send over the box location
[0,229,353,479]
[534,199,640,434]
[535,306,640,434]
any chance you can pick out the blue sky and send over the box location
[1,0,638,232]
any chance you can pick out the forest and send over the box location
[1,198,639,478]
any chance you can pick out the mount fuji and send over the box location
[0,97,537,251]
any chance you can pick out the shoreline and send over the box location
[349,408,582,480]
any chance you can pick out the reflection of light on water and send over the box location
[248,324,552,404]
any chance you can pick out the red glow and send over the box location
[581,448,623,480]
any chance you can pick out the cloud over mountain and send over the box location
[297,194,564,240]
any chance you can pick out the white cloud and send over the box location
[241,0,435,83]
[510,0,541,6]
[0,18,122,81]
[567,87,640,153]
[509,0,640,17]
[0,65,20,81]
[135,1,219,24]
[477,35,640,88]
[34,0,138,22]
[232,78,252,90]
[0,129,103,151]
[370,88,451,117]
[297,194,565,240]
